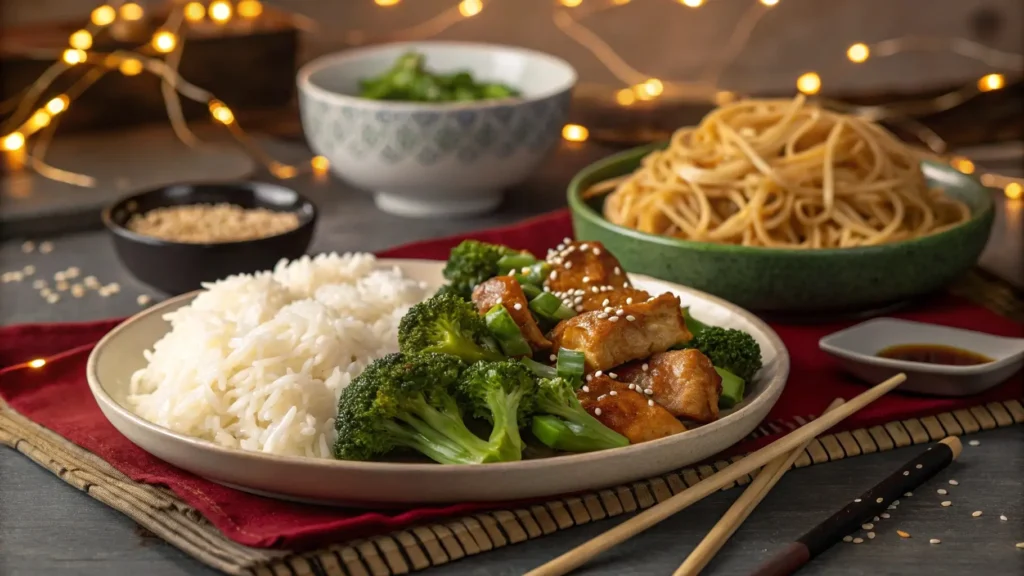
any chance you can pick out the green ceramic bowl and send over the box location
[568,143,995,315]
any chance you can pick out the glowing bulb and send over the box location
[28,358,47,369]
[680,0,704,6]
[46,95,69,115]
[846,43,869,63]
[978,73,1004,92]
[69,29,93,50]
[209,100,235,125]
[237,0,263,18]
[459,0,483,17]
[120,2,144,21]
[184,2,206,22]
[119,58,144,76]
[27,110,51,131]
[952,157,975,174]
[152,30,177,53]
[632,83,655,101]
[759,0,779,5]
[615,89,635,106]
[642,78,664,97]
[612,0,631,4]
[91,5,116,26]
[796,72,821,95]
[311,155,330,174]
[209,0,233,23]
[375,0,401,5]
[562,124,589,143]
[1006,182,1023,200]
[271,163,298,179]
[560,0,583,7]
[62,49,87,65]
[2,132,25,151]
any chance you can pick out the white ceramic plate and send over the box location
[87,259,789,506]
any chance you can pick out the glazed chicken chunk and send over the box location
[472,276,552,352]
[549,292,692,372]
[544,240,636,310]
[617,349,723,424]
[577,376,686,444]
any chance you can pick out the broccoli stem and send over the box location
[383,419,476,464]
[484,386,528,458]
[715,366,745,409]
[401,396,515,463]
[535,395,629,450]
[432,318,504,363]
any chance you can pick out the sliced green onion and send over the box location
[529,292,576,322]
[514,262,551,287]
[530,415,628,452]
[715,366,745,409]
[484,304,532,357]
[556,348,586,385]
[497,253,538,274]
[520,358,557,379]
[520,283,542,300]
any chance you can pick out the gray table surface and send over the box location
[1,137,1022,576]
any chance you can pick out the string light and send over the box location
[311,155,330,175]
[612,0,631,4]
[562,124,589,142]
[1006,182,1023,201]
[26,110,52,132]
[642,78,664,97]
[28,358,47,369]
[759,0,779,6]
[62,49,87,65]
[847,43,870,63]
[458,0,483,18]
[209,0,233,23]
[615,88,636,106]
[977,73,1005,92]
[2,132,25,152]
[271,163,298,179]
[118,57,144,76]
[90,5,116,26]
[680,0,704,7]
[69,29,93,50]
[208,100,235,125]
[953,157,975,174]
[119,2,144,21]
[184,2,206,22]
[46,96,69,115]
[237,0,264,18]
[375,0,402,5]
[796,72,821,95]
[560,0,583,7]
[151,31,178,53]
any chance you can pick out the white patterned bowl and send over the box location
[297,42,577,217]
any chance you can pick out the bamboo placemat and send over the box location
[1,269,1021,576]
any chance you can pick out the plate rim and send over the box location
[86,258,790,475]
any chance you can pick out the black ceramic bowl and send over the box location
[103,181,317,295]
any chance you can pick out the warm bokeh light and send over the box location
[27,110,51,131]
[184,2,206,22]
[846,43,870,63]
[209,0,233,23]
[458,0,483,17]
[759,0,779,5]
[69,29,93,50]
[612,0,631,4]
[2,132,26,151]
[796,72,821,95]
[62,49,87,65]
[642,78,664,97]
[615,88,635,106]
[375,0,401,5]
[152,30,178,53]
[952,157,975,174]
[560,0,583,7]
[1006,182,1023,201]
[271,163,298,179]
[120,2,144,21]
[91,5,116,26]
[209,100,235,125]
[46,95,70,115]
[562,124,589,143]
[977,73,1004,92]
[237,0,264,18]
[311,155,330,174]
[28,358,47,369]
[680,0,704,6]
[119,57,144,76]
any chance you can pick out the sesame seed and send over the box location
[21,241,35,253]
[843,536,853,543]
[597,394,606,401]
[609,316,619,322]
[876,498,884,504]
[904,492,913,497]
[897,530,911,538]
[929,539,941,545]
[563,237,571,244]
[854,499,861,503]
[550,354,557,361]
[582,276,591,283]
[1000,515,1008,521]
[556,243,565,251]
[941,501,952,507]
[873,516,880,522]
[39,241,54,253]
[574,297,583,304]
[604,307,613,313]
[622,282,629,288]
[46,294,59,304]
[137,294,152,306]
[614,267,621,275]
[594,408,602,416]
[595,371,603,377]
[972,511,982,517]
[625,297,633,304]
[948,479,958,486]
[881,513,890,519]
[513,303,523,311]
[641,363,649,371]
[626,315,636,322]
[608,372,617,379]
[968,439,980,446]
[937,489,947,495]
[852,538,863,544]
[628,384,635,390]
[615,309,624,316]
[580,243,589,250]
[565,262,573,269]
[597,313,609,319]
[543,286,551,292]
[71,285,85,298]
[609,391,617,396]
[888,504,898,510]
[586,374,593,382]
[602,299,610,306]
[591,287,600,293]
[644,388,654,395]
[647,399,654,407]
[893,500,900,506]
[106,283,120,294]
[867,532,875,539]
[903,471,910,476]
[862,523,874,530]
[916,464,923,469]
[582,386,590,393]
[593,248,601,255]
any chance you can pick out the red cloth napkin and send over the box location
[1,210,1021,550]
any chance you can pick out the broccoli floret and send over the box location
[682,326,762,382]
[432,283,467,300]
[399,292,504,363]
[456,360,536,458]
[333,353,516,464]
[531,377,628,452]
[442,240,520,298]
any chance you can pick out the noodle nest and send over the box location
[593,96,971,249]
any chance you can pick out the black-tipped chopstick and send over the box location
[748,436,963,576]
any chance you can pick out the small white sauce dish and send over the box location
[819,318,1024,397]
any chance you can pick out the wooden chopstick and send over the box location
[524,372,907,576]
[748,435,963,576]
[672,398,846,576]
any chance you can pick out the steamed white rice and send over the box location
[127,253,430,459]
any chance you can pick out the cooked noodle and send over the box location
[593,95,971,248]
